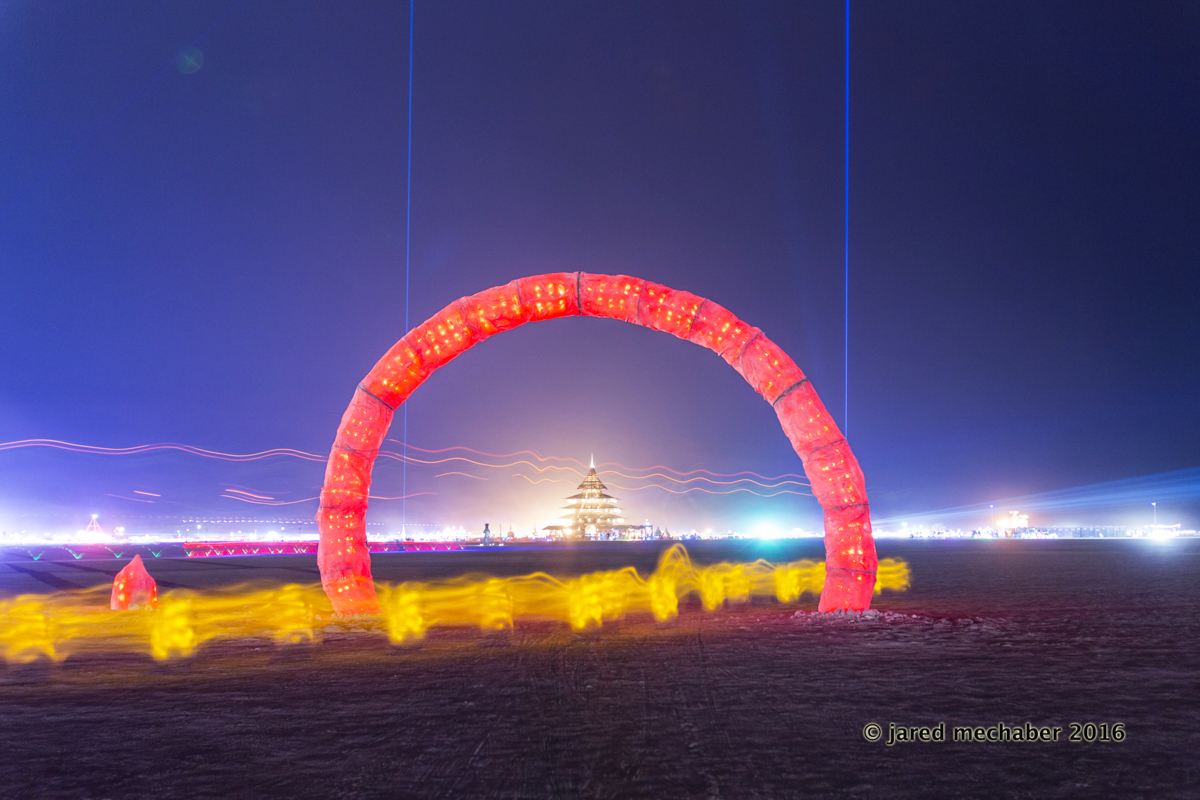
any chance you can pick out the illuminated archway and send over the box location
[317,273,877,615]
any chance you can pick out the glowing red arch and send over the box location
[317,273,877,615]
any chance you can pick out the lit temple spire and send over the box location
[561,457,626,538]
[590,454,595,469]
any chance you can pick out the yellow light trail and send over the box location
[0,546,911,662]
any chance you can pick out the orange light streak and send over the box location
[218,493,435,505]
[387,441,808,482]
[365,492,436,501]
[606,482,811,497]
[105,494,155,503]
[0,439,325,462]
[381,452,808,490]
[601,463,807,481]
[512,475,571,486]
[378,451,581,475]
[511,474,812,498]
[599,470,809,488]
[3,438,810,499]
[220,494,319,506]
[390,440,582,464]
[223,488,276,500]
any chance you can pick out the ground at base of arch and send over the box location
[0,539,1196,799]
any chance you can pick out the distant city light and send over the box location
[753,522,781,539]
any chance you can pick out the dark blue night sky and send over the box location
[1,1,1197,535]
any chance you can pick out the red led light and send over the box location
[317,273,877,615]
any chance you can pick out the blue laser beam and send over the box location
[844,0,850,438]
[402,0,415,537]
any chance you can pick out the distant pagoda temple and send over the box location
[559,457,626,538]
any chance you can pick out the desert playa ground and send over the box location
[1,539,1197,798]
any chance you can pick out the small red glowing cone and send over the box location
[111,554,158,610]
